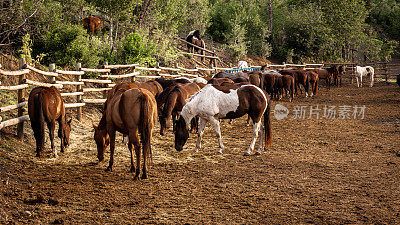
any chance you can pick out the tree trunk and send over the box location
[267,0,273,44]
[138,0,152,28]
[109,18,114,53]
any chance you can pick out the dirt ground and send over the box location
[1,80,400,224]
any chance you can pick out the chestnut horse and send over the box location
[134,80,163,98]
[279,69,309,97]
[28,86,71,157]
[159,83,201,135]
[94,88,157,180]
[306,71,319,96]
[311,66,337,89]
[174,84,271,155]
[83,16,104,35]
[274,74,295,102]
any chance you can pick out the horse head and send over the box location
[93,123,109,162]
[174,116,189,151]
[63,118,72,147]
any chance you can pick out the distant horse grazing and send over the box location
[83,16,104,35]
[174,84,271,155]
[186,30,205,62]
[28,87,71,157]
[94,88,157,180]
[213,71,249,83]
[354,66,374,87]
[238,61,249,69]
[274,74,295,102]
[306,71,319,96]
[311,67,336,89]
[279,69,309,97]
[159,83,201,135]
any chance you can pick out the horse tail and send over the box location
[33,91,46,155]
[139,92,153,164]
[263,95,272,149]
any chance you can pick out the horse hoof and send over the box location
[105,167,112,172]
[134,176,140,181]
[130,167,135,173]
[254,152,261,156]
[243,152,251,156]
[141,174,148,179]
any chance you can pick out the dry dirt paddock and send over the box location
[1,81,399,224]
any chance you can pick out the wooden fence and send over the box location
[1,59,398,140]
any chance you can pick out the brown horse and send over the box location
[207,77,234,85]
[134,80,163,98]
[186,30,205,62]
[273,74,295,102]
[159,83,201,135]
[28,86,71,157]
[311,67,336,89]
[83,16,104,35]
[155,77,191,90]
[334,65,345,87]
[306,71,319,96]
[213,71,249,83]
[94,88,157,180]
[279,69,309,97]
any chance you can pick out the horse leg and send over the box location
[370,75,374,87]
[256,124,264,155]
[245,120,262,156]
[133,137,141,180]
[356,76,360,87]
[209,117,224,154]
[57,117,65,153]
[127,140,135,173]
[128,130,140,175]
[47,121,57,157]
[106,128,116,172]
[32,122,45,157]
[195,118,207,152]
[360,76,363,87]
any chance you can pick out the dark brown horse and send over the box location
[159,83,201,135]
[278,69,309,97]
[310,67,336,89]
[28,86,71,157]
[273,74,295,102]
[213,71,249,83]
[207,77,234,85]
[154,77,191,90]
[94,88,157,180]
[186,30,205,61]
[306,71,319,96]
[334,65,345,87]
[174,84,271,155]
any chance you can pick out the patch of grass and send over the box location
[0,90,18,107]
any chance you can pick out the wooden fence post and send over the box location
[49,63,56,83]
[103,62,108,99]
[17,58,26,140]
[76,62,82,121]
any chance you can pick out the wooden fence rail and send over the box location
[1,58,398,140]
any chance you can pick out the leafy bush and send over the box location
[39,24,109,68]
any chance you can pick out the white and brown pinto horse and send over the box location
[174,84,271,155]
[354,66,374,87]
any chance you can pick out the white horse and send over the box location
[174,84,272,155]
[238,61,249,69]
[354,66,374,87]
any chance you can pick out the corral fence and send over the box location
[1,58,397,140]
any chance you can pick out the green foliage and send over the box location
[41,24,109,67]
[111,31,156,66]
[18,34,33,64]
